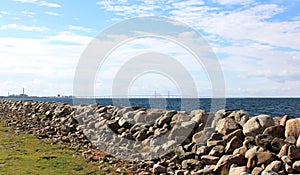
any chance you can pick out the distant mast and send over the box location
[23,88,25,95]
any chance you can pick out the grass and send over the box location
[0,121,113,175]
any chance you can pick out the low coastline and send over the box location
[1,100,300,174]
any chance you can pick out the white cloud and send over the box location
[45,11,60,16]
[22,11,36,17]
[0,32,93,96]
[68,25,94,33]
[14,0,37,3]
[39,1,61,8]
[95,0,300,97]
[47,31,93,45]
[0,11,9,15]
[213,0,255,5]
[0,24,48,32]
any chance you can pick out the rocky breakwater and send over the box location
[0,100,300,174]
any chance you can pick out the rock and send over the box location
[271,137,285,153]
[263,125,285,139]
[197,165,215,174]
[134,111,146,123]
[285,136,296,144]
[214,154,246,172]
[201,155,219,165]
[243,114,274,137]
[136,129,148,141]
[273,117,281,126]
[116,107,133,117]
[192,127,214,145]
[233,145,248,156]
[280,114,290,126]
[145,110,164,124]
[208,145,224,157]
[181,159,201,169]
[288,145,300,160]
[229,165,249,175]
[281,155,292,165]
[245,146,264,159]
[157,110,177,127]
[190,110,209,125]
[285,118,300,138]
[209,132,223,140]
[247,151,277,169]
[277,143,289,158]
[196,146,210,156]
[118,117,132,129]
[153,164,166,174]
[216,117,241,135]
[255,134,273,150]
[168,125,193,142]
[225,136,243,154]
[207,139,225,147]
[211,109,226,128]
[297,135,300,148]
[106,120,120,133]
[261,170,278,175]
[223,129,244,143]
[175,169,189,175]
[251,167,263,175]
[265,160,282,172]
[285,163,293,173]
[227,110,250,126]
[293,160,300,172]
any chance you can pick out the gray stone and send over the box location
[243,114,274,137]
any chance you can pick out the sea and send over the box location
[1,97,299,118]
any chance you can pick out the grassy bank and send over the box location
[0,121,104,175]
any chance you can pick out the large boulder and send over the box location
[216,117,241,135]
[285,118,300,138]
[243,115,274,137]
[227,110,250,127]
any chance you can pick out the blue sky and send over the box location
[0,0,300,97]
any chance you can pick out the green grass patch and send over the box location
[0,121,110,175]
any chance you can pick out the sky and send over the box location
[0,0,300,97]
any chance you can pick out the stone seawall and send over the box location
[0,100,300,174]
